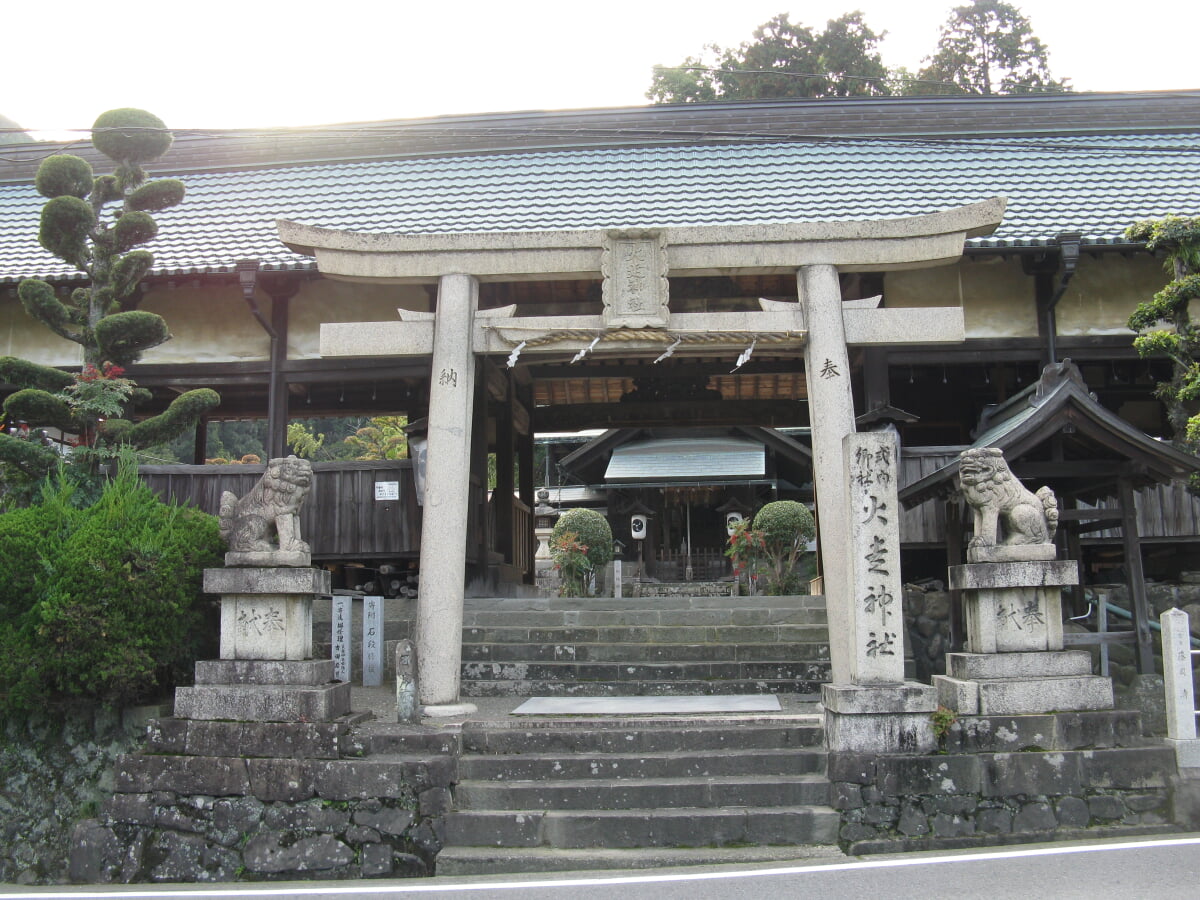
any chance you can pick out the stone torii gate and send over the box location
[278,199,1005,725]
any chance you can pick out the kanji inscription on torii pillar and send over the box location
[845,431,906,684]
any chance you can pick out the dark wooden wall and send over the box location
[899,449,1200,547]
[139,460,422,561]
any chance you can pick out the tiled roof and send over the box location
[2,112,1198,282]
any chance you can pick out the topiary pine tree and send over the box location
[1126,216,1200,460]
[0,109,219,480]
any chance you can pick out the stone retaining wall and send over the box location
[829,722,1185,854]
[68,718,455,883]
[0,703,162,884]
[904,588,953,682]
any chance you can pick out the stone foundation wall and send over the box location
[68,718,455,884]
[904,588,953,681]
[0,704,162,884]
[829,742,1182,854]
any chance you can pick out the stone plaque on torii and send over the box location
[278,198,1006,728]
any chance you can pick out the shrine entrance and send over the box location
[279,199,1005,712]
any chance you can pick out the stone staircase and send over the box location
[435,715,841,875]
[458,594,831,697]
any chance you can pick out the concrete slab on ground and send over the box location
[511,695,783,715]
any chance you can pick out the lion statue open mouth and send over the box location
[958,447,1058,556]
[219,455,313,555]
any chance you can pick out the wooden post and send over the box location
[1118,476,1155,674]
[266,291,291,460]
[494,370,515,564]
[192,414,209,465]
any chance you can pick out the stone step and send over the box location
[461,641,831,663]
[345,725,460,757]
[434,844,844,876]
[461,609,828,627]
[459,679,826,697]
[463,624,830,644]
[461,720,823,754]
[463,595,828,613]
[458,748,826,780]
[442,804,840,849]
[453,774,831,810]
[460,661,831,683]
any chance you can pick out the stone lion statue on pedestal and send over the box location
[219,456,313,565]
[957,447,1058,563]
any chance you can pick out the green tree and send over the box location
[915,0,1068,95]
[343,415,409,459]
[0,109,219,485]
[648,12,891,103]
[752,500,816,595]
[1126,216,1200,461]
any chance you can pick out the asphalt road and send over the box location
[4,836,1199,900]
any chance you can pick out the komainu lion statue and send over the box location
[958,448,1058,559]
[219,455,313,555]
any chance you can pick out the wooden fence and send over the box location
[138,460,422,561]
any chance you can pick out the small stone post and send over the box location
[363,596,384,687]
[332,595,351,681]
[1161,608,1200,767]
[395,639,420,723]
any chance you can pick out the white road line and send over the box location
[8,836,1200,899]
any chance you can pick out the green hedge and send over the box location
[0,460,223,713]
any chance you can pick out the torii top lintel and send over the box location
[276,198,1006,283]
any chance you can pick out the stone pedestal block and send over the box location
[950,561,1077,653]
[204,567,331,595]
[194,659,335,686]
[822,682,938,754]
[220,595,312,660]
[206,566,330,662]
[174,682,350,723]
[934,651,1113,716]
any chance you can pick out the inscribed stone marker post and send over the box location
[844,431,905,684]
[1161,608,1198,742]
[363,595,383,687]
[332,595,351,681]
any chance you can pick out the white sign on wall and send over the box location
[374,481,400,501]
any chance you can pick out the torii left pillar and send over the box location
[414,274,479,715]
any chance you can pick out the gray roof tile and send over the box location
[2,130,1198,282]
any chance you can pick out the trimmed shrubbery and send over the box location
[0,458,223,714]
[550,508,614,596]
[726,500,816,595]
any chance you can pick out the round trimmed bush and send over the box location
[550,507,613,568]
[35,154,94,199]
[38,195,94,264]
[129,178,185,212]
[92,108,172,165]
[112,210,158,251]
[753,500,815,555]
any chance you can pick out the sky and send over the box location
[3,0,1197,135]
